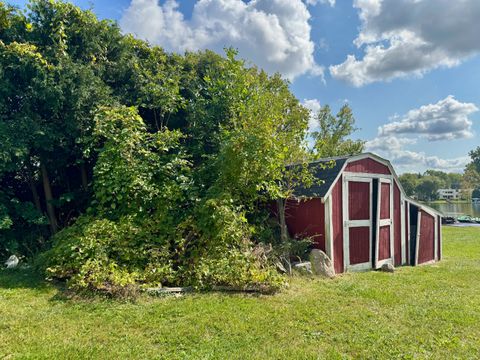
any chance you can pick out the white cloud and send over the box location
[302,98,322,130]
[366,96,477,172]
[367,137,469,172]
[120,0,322,80]
[378,96,478,141]
[305,0,335,7]
[330,0,480,86]
[365,136,416,153]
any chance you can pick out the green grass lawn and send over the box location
[1,227,479,359]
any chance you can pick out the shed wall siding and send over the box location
[285,198,326,251]
[345,158,391,175]
[332,176,344,273]
[418,210,435,264]
[394,183,402,266]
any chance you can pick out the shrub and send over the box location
[39,215,175,294]
[40,203,285,295]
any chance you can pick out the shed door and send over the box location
[343,177,372,271]
[375,179,394,268]
[416,210,435,265]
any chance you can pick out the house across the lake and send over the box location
[437,188,462,200]
[277,153,442,274]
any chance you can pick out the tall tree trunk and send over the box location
[40,161,58,234]
[153,108,160,131]
[276,198,288,243]
[80,162,88,190]
[28,176,42,213]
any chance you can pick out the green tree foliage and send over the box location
[311,104,365,158]
[90,106,190,219]
[468,146,480,173]
[472,188,480,198]
[462,148,480,194]
[415,176,441,201]
[398,173,420,197]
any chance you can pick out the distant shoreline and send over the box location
[425,200,471,204]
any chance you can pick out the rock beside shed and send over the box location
[293,261,312,275]
[310,249,335,278]
[380,263,395,273]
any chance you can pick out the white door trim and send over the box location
[400,194,406,265]
[375,178,394,268]
[434,215,438,261]
[415,211,422,266]
[324,194,334,269]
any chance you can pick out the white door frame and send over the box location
[375,178,394,268]
[415,211,422,266]
[343,176,373,272]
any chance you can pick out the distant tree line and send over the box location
[399,148,480,201]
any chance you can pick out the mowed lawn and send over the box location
[1,227,479,359]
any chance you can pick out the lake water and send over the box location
[426,202,480,217]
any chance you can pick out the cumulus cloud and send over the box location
[365,136,416,153]
[365,96,477,171]
[366,137,469,172]
[330,0,480,86]
[120,0,323,80]
[378,96,478,141]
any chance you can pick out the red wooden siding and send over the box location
[378,226,391,260]
[418,210,435,264]
[348,181,370,220]
[349,227,370,264]
[285,198,326,251]
[394,183,402,266]
[345,158,391,175]
[380,182,390,219]
[332,176,344,273]
[437,215,441,260]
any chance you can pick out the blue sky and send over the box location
[9,0,480,173]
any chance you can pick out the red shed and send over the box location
[283,153,442,273]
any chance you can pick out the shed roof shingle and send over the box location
[292,156,349,198]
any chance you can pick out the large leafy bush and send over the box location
[41,107,284,294]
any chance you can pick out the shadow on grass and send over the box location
[0,267,76,303]
[0,267,49,290]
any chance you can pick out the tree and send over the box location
[468,146,480,173]
[399,173,420,197]
[472,188,480,199]
[311,104,365,158]
[415,176,441,201]
[462,147,480,193]
[424,170,448,188]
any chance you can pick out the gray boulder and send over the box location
[380,263,395,273]
[309,249,335,278]
[293,261,312,275]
